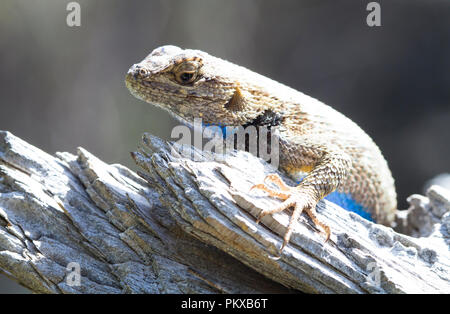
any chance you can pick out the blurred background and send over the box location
[0,0,449,293]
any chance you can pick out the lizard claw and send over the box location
[250,173,291,200]
[250,174,331,252]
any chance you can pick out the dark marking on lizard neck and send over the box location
[242,109,284,129]
[230,109,284,157]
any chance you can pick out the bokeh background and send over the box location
[0,0,449,293]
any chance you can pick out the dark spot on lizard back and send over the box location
[243,109,284,128]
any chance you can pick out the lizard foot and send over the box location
[250,173,330,252]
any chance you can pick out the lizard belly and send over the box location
[287,169,374,222]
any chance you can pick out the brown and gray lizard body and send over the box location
[125,45,397,251]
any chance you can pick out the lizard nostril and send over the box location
[138,68,149,78]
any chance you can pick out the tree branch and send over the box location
[0,131,449,293]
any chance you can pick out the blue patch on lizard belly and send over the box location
[202,123,229,138]
[324,191,373,221]
[294,177,374,222]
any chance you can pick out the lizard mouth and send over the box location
[125,74,142,99]
[125,72,214,136]
[126,73,179,99]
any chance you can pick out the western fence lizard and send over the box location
[125,45,397,251]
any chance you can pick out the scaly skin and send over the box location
[125,45,397,251]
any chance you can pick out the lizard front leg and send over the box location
[251,147,352,252]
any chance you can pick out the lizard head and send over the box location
[125,45,285,129]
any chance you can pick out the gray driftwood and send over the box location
[0,131,449,293]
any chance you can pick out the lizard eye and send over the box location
[173,60,202,85]
[179,72,194,83]
[176,71,197,84]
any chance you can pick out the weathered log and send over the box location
[0,131,289,293]
[0,130,449,293]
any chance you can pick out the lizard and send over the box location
[125,45,397,252]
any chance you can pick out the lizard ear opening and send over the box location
[224,86,247,112]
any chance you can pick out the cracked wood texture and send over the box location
[0,130,449,293]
